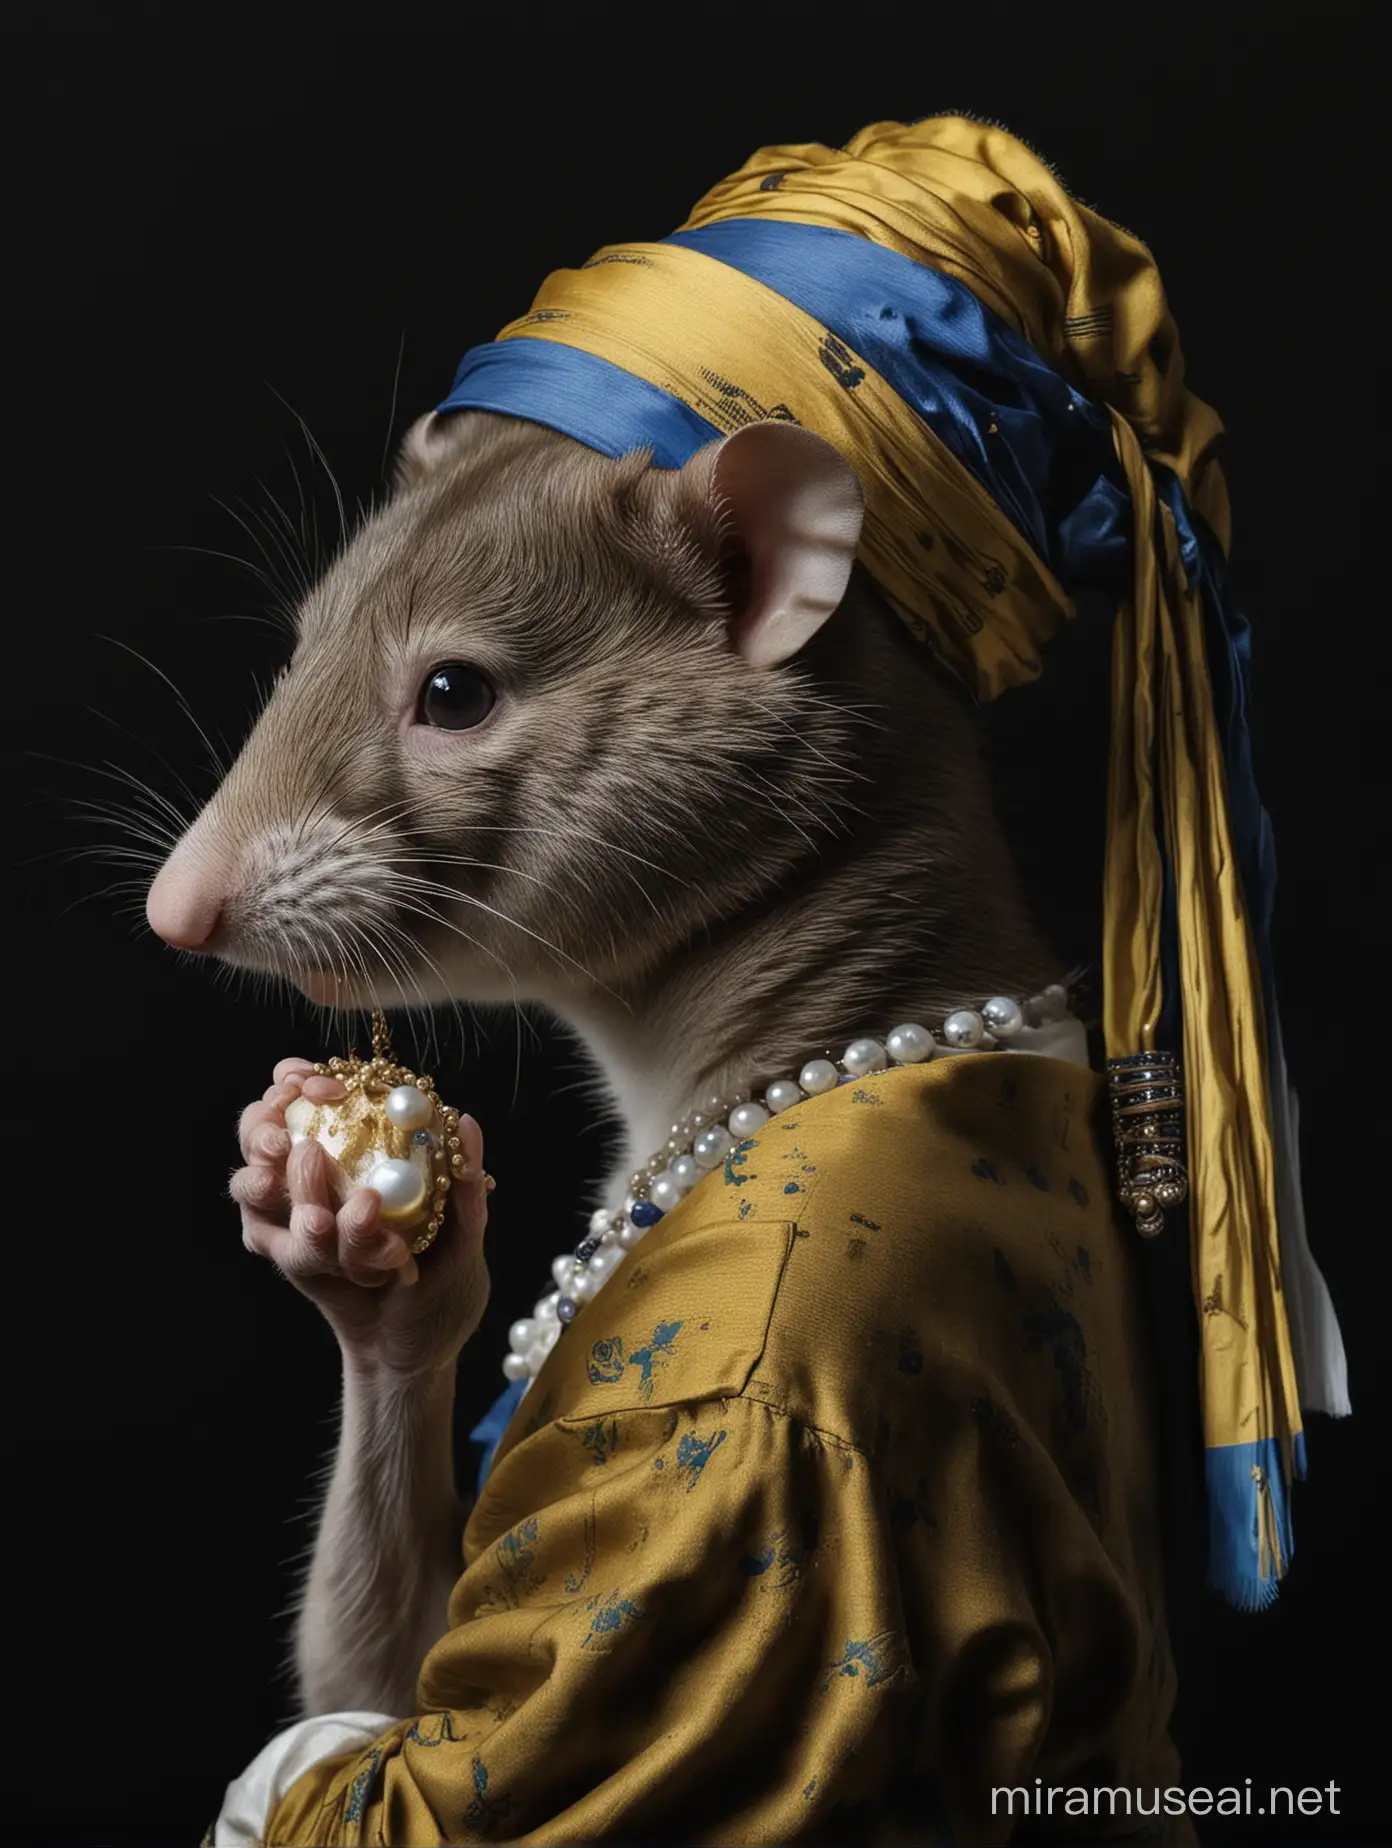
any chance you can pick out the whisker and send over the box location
[310,796,418,861]
[267,385,348,555]
[277,436,321,583]
[52,874,155,924]
[31,754,191,838]
[248,473,315,591]
[451,820,681,879]
[91,634,232,782]
[209,493,302,609]
[380,328,407,485]
[291,743,378,849]
[355,918,458,1074]
[199,609,293,635]
[78,706,207,818]
[148,540,281,600]
[236,492,312,610]
[379,860,555,895]
[21,841,166,870]
[401,884,621,1001]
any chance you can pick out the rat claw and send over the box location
[364,1233,409,1270]
[230,1163,283,1210]
[251,1125,290,1163]
[338,1191,383,1242]
[290,1200,337,1247]
[286,1136,334,1208]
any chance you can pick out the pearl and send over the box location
[842,1037,888,1076]
[942,1009,985,1048]
[526,1327,559,1373]
[982,996,1024,1039]
[886,1023,935,1064]
[552,1254,578,1290]
[501,988,1084,1386]
[365,1158,427,1218]
[650,1173,685,1214]
[728,1101,770,1138]
[384,1085,434,1132]
[693,1124,734,1169]
[508,1317,537,1355]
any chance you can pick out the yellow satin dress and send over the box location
[267,1051,1184,1845]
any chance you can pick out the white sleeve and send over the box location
[212,1710,400,1846]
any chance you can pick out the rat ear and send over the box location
[685,422,864,669]
[394,411,475,489]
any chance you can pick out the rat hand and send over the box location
[230,1057,491,1380]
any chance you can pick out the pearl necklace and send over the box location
[500,984,1076,1390]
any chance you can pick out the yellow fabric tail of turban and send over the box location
[442,114,1334,1605]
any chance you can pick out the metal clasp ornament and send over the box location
[1106,1050,1189,1238]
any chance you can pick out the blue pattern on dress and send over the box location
[822,1632,900,1691]
[583,1589,645,1648]
[675,1429,727,1490]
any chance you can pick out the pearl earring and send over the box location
[283,1009,493,1254]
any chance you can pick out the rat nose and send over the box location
[146,852,225,951]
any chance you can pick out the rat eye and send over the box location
[418,662,496,730]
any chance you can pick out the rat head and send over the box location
[144,410,877,1014]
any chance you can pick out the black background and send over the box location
[7,9,1388,1844]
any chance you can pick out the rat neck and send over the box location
[560,917,1058,1196]
[552,681,1061,1191]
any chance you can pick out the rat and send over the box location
[146,406,1073,1726]
[146,407,1060,1176]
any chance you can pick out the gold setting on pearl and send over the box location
[305,1010,476,1255]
